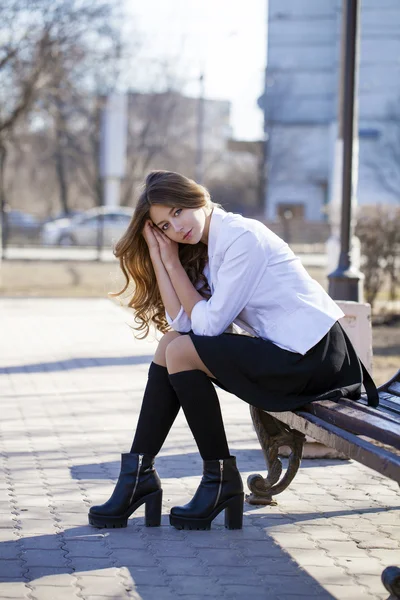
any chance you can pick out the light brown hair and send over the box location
[113,170,213,338]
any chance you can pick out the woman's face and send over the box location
[149,204,209,244]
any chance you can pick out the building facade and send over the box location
[261,0,400,221]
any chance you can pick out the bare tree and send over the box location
[355,206,400,307]
[0,0,125,223]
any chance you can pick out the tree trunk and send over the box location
[54,108,69,215]
[0,143,8,253]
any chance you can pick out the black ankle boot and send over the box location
[88,453,162,528]
[169,456,244,531]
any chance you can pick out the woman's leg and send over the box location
[165,336,243,530]
[88,331,181,528]
[130,331,182,456]
[166,335,230,460]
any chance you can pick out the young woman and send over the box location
[88,170,376,532]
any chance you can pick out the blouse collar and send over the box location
[207,205,227,259]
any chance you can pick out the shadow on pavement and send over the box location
[0,517,341,599]
[70,452,351,481]
[0,355,154,375]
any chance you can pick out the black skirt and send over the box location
[188,321,364,412]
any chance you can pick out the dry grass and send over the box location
[0,259,125,298]
[0,260,398,386]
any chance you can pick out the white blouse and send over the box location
[166,206,344,355]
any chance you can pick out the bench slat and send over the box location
[388,381,400,398]
[378,370,400,396]
[340,397,400,425]
[380,394,400,416]
[304,401,400,450]
[269,409,400,484]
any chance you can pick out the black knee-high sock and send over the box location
[168,370,230,461]
[130,362,180,456]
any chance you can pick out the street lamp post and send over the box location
[195,72,205,184]
[328,0,364,301]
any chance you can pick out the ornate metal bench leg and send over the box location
[382,566,400,599]
[247,406,305,505]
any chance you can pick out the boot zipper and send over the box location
[130,454,143,504]
[213,459,224,509]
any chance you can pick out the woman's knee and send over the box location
[165,335,216,378]
[165,335,195,370]
[153,331,182,366]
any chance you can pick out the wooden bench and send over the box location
[247,370,400,599]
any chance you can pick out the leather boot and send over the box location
[169,456,244,530]
[88,453,162,528]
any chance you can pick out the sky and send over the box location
[123,0,267,141]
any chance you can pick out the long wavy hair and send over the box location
[113,170,214,338]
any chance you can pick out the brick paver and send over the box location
[0,298,398,600]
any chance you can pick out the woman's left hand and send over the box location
[152,226,180,270]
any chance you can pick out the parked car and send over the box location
[40,207,133,246]
[4,209,41,244]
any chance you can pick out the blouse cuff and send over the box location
[165,305,192,332]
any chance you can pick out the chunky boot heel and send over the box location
[89,453,162,528]
[170,457,244,531]
[145,489,163,527]
[224,493,244,529]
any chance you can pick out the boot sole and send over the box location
[169,493,244,531]
[88,489,162,528]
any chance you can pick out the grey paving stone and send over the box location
[270,532,318,549]
[0,561,25,580]
[19,550,69,568]
[120,567,170,586]
[184,532,233,549]
[13,520,61,535]
[221,584,281,599]
[19,536,65,551]
[21,574,76,587]
[322,540,370,557]
[199,548,247,567]
[110,549,158,568]
[241,540,290,559]
[102,534,147,550]
[24,566,74,580]
[351,574,390,596]
[173,597,218,600]
[224,526,269,541]
[368,548,400,564]
[0,541,22,560]
[0,583,30,598]
[323,585,377,600]
[168,575,223,596]
[157,557,206,576]
[80,596,133,600]
[70,557,116,571]
[135,590,177,600]
[334,556,388,576]
[250,556,305,575]
[73,574,127,596]
[289,549,339,568]
[207,566,264,586]
[63,541,111,558]
[300,565,352,586]
[28,585,80,600]
[148,540,197,557]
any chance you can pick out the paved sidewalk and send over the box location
[0,298,398,600]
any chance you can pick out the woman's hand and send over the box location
[142,220,161,259]
[151,226,180,271]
